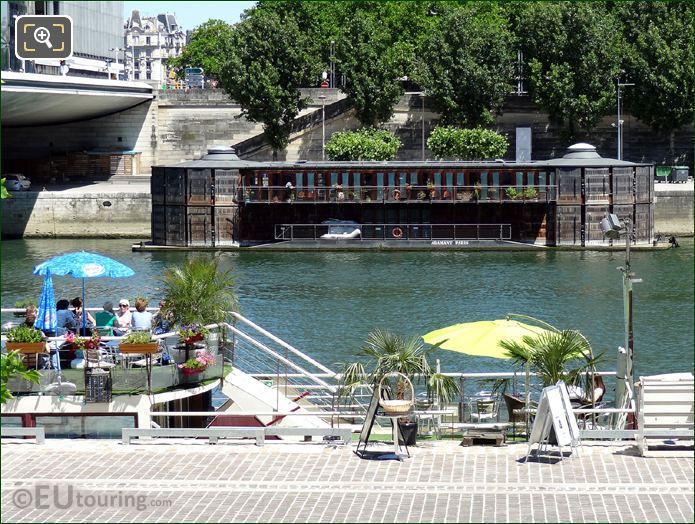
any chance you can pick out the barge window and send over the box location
[445,172,453,191]
[376,172,384,199]
[352,172,361,191]
[457,172,464,187]
[491,171,499,188]
[388,172,396,189]
[307,172,315,189]
[342,172,349,187]
[480,171,488,199]
[295,172,303,190]
[410,172,418,186]
[516,171,524,190]
[434,172,441,189]
[330,172,338,187]
[527,171,535,187]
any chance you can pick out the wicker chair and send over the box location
[503,393,532,437]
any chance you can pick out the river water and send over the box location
[1,239,693,378]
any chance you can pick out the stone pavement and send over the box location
[1,439,693,523]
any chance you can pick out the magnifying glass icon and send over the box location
[34,26,53,49]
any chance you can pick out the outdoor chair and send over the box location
[469,399,499,423]
[503,393,534,437]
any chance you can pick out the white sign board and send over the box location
[556,380,581,445]
[546,385,573,447]
[526,384,580,460]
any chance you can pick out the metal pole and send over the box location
[617,81,622,160]
[421,94,425,161]
[319,95,326,161]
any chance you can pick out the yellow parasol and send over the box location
[422,318,552,359]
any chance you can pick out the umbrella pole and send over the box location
[82,278,87,333]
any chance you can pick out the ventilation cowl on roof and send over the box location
[563,143,601,159]
[201,146,240,161]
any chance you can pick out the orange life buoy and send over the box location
[392,227,403,239]
[393,189,401,201]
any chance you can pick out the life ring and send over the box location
[392,226,403,239]
[393,189,401,201]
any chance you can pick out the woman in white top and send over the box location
[113,298,132,335]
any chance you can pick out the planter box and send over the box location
[6,342,46,354]
[119,343,159,354]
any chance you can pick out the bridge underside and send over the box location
[1,72,154,127]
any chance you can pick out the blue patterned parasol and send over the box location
[34,268,57,332]
[33,251,135,332]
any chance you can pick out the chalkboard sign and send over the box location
[356,390,381,454]
[84,368,112,403]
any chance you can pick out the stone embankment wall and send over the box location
[1,190,150,238]
[2,89,692,178]
[653,184,694,236]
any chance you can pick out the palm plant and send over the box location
[158,258,238,326]
[500,329,604,393]
[338,329,460,405]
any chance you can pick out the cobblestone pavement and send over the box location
[1,440,693,523]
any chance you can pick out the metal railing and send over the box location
[239,185,557,204]
[275,223,512,242]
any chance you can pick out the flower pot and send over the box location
[6,342,46,354]
[183,334,204,345]
[181,366,206,376]
[119,343,159,354]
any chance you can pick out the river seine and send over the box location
[2,239,692,378]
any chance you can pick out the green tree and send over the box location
[427,127,508,160]
[166,19,235,80]
[218,10,323,157]
[325,129,402,161]
[1,351,40,404]
[159,258,238,326]
[1,179,9,199]
[616,2,693,139]
[514,2,623,138]
[415,4,515,127]
[335,12,411,127]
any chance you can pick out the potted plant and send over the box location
[338,329,460,446]
[1,350,41,404]
[523,187,538,200]
[65,330,102,352]
[5,326,45,354]
[119,331,159,354]
[177,324,209,347]
[178,349,216,376]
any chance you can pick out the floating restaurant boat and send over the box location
[141,143,657,250]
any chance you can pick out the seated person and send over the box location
[567,375,606,405]
[152,299,173,335]
[113,298,132,336]
[71,297,96,327]
[94,301,116,335]
[56,299,78,334]
[131,297,153,331]
[23,305,38,328]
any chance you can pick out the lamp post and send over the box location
[616,78,634,160]
[600,213,641,428]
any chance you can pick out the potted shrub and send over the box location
[338,329,459,446]
[177,324,209,347]
[1,350,41,404]
[178,349,216,376]
[119,331,159,354]
[5,326,45,354]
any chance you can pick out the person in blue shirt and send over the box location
[131,297,153,331]
[56,299,78,333]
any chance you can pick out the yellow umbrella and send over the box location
[422,318,551,359]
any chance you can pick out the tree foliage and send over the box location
[166,19,235,80]
[415,4,516,127]
[514,2,623,138]
[159,258,238,326]
[427,127,508,160]
[335,12,412,127]
[325,129,402,161]
[615,1,694,133]
[1,350,40,404]
[218,9,323,156]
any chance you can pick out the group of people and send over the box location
[49,297,172,336]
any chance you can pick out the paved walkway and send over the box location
[1,439,692,522]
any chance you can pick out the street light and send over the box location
[600,213,642,428]
[616,78,634,160]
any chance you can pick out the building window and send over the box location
[134,72,139,80]
[146,71,151,80]
[146,36,151,45]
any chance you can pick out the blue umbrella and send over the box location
[34,268,57,333]
[33,251,135,332]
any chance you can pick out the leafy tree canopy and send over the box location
[415,4,516,127]
[615,1,694,133]
[514,2,624,137]
[218,9,323,155]
[335,13,412,127]
[166,19,234,80]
